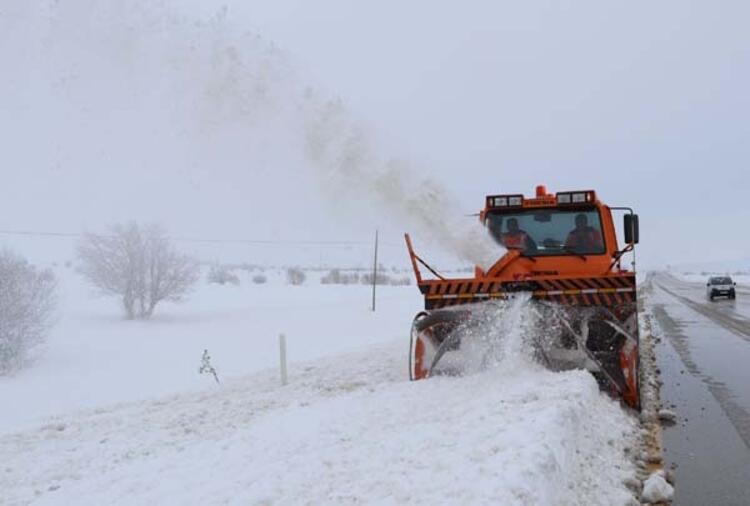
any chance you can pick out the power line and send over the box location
[0,229,403,248]
[0,230,79,238]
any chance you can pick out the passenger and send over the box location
[565,214,603,253]
[501,218,537,252]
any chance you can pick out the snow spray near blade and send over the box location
[437,294,540,376]
[302,97,504,270]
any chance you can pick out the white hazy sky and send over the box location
[1,1,749,269]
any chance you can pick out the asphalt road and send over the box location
[649,273,750,506]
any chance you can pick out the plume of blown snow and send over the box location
[13,1,506,269]
[303,97,505,270]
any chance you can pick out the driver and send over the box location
[502,218,537,252]
[565,213,603,253]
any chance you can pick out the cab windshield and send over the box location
[486,209,606,256]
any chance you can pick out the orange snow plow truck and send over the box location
[406,185,641,409]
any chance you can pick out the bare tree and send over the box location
[77,223,199,319]
[0,250,56,374]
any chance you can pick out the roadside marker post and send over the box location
[372,229,379,312]
[279,333,288,386]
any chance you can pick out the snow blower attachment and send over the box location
[406,185,642,409]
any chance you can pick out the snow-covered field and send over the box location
[1,266,639,505]
[0,267,418,431]
[673,272,750,286]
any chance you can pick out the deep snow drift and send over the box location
[1,265,639,505]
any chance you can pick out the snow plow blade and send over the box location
[408,283,640,409]
[405,184,641,410]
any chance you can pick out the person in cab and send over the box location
[502,218,537,253]
[565,213,603,253]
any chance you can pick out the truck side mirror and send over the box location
[624,214,639,244]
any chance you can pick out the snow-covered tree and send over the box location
[0,250,56,374]
[77,223,199,319]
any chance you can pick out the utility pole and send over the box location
[371,229,379,312]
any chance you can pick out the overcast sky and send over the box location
[1,1,748,269]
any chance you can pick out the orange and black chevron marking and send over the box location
[421,275,636,310]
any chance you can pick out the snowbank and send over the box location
[1,267,640,505]
[1,341,637,505]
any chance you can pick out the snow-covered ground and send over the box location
[0,267,418,432]
[1,266,639,505]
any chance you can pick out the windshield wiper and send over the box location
[561,246,588,261]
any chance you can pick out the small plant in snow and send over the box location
[252,274,267,284]
[199,349,220,384]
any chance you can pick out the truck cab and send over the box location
[479,186,638,279]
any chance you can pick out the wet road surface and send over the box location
[649,273,750,505]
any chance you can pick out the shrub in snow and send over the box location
[320,269,359,285]
[360,271,411,286]
[388,276,411,286]
[360,272,393,285]
[0,250,56,374]
[286,267,306,285]
[77,222,199,320]
[320,269,340,285]
[252,274,267,284]
[207,264,240,285]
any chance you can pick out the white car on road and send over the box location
[706,276,737,300]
